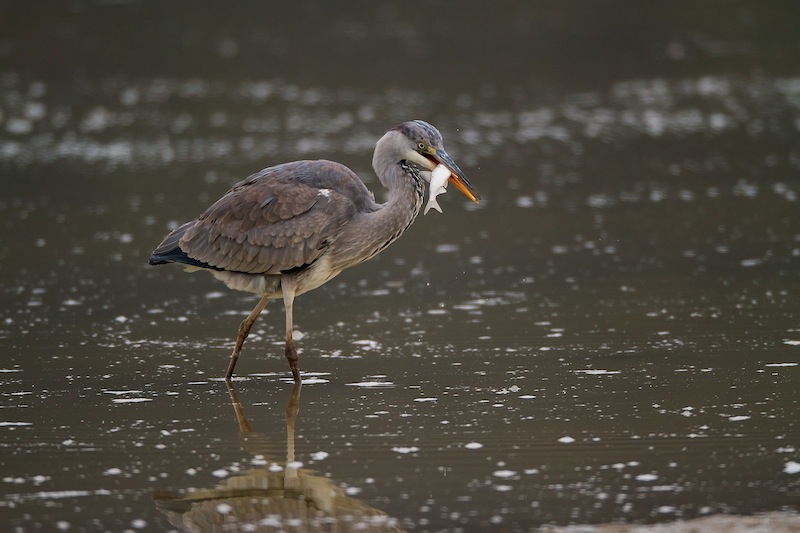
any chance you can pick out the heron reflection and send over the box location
[154,384,404,532]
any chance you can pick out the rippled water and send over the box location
[2,2,799,531]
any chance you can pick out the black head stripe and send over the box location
[393,120,443,147]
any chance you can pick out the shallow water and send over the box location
[2,2,799,531]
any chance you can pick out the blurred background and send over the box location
[1,1,799,531]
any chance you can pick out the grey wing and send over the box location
[178,176,357,274]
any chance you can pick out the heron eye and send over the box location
[417,142,426,150]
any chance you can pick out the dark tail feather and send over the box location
[148,248,220,270]
[148,221,222,271]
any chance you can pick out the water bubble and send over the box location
[391,446,419,454]
[784,461,800,474]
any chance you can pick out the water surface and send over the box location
[1,2,799,531]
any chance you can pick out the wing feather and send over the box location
[170,160,367,274]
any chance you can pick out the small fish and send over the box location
[424,164,451,214]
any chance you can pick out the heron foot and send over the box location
[225,351,239,381]
[225,322,249,380]
[285,339,301,383]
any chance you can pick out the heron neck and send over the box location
[336,162,425,268]
[379,161,426,234]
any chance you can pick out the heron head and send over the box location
[374,120,481,203]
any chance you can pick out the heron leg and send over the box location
[225,295,270,381]
[281,277,301,383]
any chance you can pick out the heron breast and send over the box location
[291,254,340,297]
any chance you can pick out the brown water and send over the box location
[1,2,799,531]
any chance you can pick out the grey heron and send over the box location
[149,120,481,383]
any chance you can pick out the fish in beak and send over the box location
[426,148,481,204]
